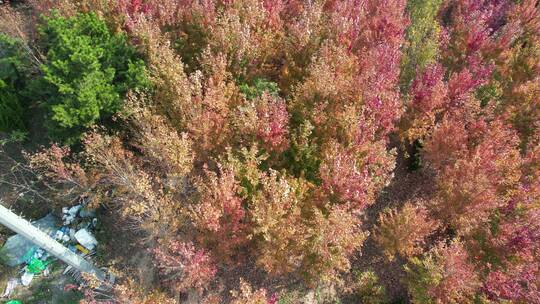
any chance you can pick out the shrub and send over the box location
[126,93,194,179]
[37,12,148,142]
[438,0,514,73]
[290,40,400,210]
[133,20,193,131]
[373,202,439,261]
[472,174,540,301]
[399,64,448,143]
[230,279,269,304]
[496,0,540,147]
[398,0,528,146]
[484,263,540,303]
[190,166,248,262]
[319,141,395,209]
[249,170,306,276]
[404,242,480,304]
[253,93,290,153]
[400,0,442,90]
[493,0,540,147]
[83,132,183,238]
[29,144,89,189]
[186,51,238,157]
[207,0,285,79]
[352,271,387,304]
[153,241,217,294]
[300,205,367,285]
[424,116,522,234]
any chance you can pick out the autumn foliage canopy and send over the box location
[0,0,539,303]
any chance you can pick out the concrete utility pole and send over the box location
[0,203,107,282]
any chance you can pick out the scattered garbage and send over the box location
[20,272,34,287]
[26,257,50,274]
[74,229,98,251]
[75,244,90,255]
[0,204,99,295]
[68,205,82,217]
[6,300,22,304]
[0,214,57,266]
[62,205,83,225]
[1,279,19,298]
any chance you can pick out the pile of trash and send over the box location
[1,204,99,299]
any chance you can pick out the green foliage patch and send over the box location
[239,78,279,100]
[400,0,442,91]
[37,12,149,143]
